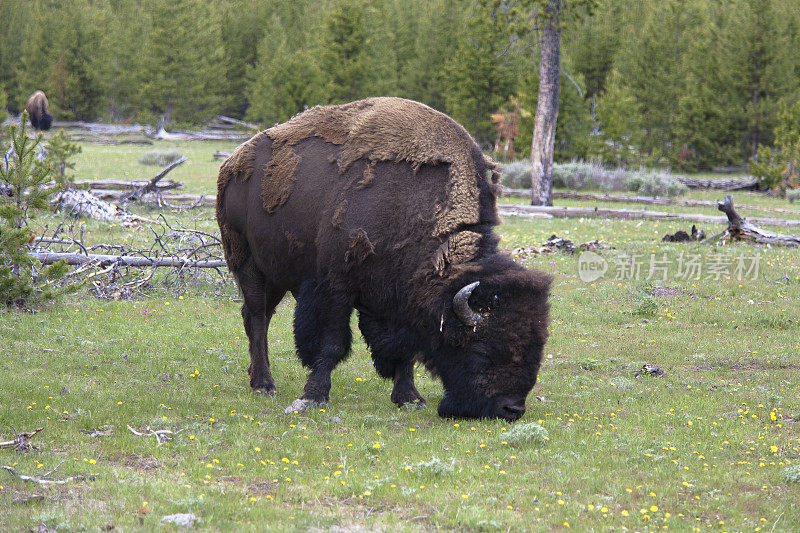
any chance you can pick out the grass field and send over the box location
[1,141,799,531]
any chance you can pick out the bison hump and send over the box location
[263,97,484,235]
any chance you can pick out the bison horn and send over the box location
[453,281,482,327]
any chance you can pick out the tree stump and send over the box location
[709,195,800,247]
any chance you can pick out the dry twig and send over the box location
[0,427,43,450]
[127,425,176,446]
[1,465,96,485]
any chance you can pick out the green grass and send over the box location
[1,142,799,531]
[72,139,240,194]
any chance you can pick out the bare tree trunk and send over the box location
[530,1,561,206]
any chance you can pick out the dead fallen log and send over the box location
[74,178,182,191]
[66,136,153,145]
[706,195,800,247]
[216,116,260,131]
[121,156,187,203]
[497,204,800,228]
[29,251,226,268]
[149,127,250,142]
[502,189,800,217]
[213,151,232,160]
[53,188,152,224]
[90,190,215,207]
[675,176,759,190]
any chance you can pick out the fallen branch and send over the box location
[213,151,232,160]
[675,176,759,190]
[127,425,175,446]
[216,115,260,130]
[29,251,226,268]
[13,493,46,504]
[53,188,152,225]
[497,204,800,228]
[1,466,96,485]
[74,178,182,191]
[148,127,250,142]
[90,190,215,208]
[0,427,43,450]
[705,195,800,247]
[501,189,800,217]
[121,156,187,203]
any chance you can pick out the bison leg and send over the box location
[357,312,426,408]
[390,360,426,408]
[236,259,284,395]
[288,281,353,411]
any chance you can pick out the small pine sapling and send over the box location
[0,111,70,307]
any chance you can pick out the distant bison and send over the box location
[216,97,551,421]
[26,90,52,131]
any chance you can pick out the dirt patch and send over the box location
[247,480,276,495]
[652,286,694,298]
[122,454,161,471]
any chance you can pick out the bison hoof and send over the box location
[254,386,277,397]
[284,398,320,414]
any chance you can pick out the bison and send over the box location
[216,97,551,421]
[26,91,53,131]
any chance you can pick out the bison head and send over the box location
[431,258,551,421]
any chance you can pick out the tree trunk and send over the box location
[530,1,561,206]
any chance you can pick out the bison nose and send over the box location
[499,400,526,421]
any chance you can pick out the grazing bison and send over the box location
[26,91,53,131]
[217,97,551,421]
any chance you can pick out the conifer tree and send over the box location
[246,18,324,125]
[0,112,69,307]
[443,4,522,148]
[319,0,393,104]
[138,0,226,124]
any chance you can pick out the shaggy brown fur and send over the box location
[25,90,53,131]
[357,161,377,189]
[260,97,489,236]
[433,231,483,274]
[263,143,299,213]
[345,228,375,266]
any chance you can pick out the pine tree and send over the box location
[218,0,277,118]
[246,15,324,125]
[749,98,800,190]
[484,0,597,205]
[244,1,331,124]
[138,0,226,124]
[319,0,393,104]
[0,112,69,307]
[443,4,522,148]
[0,1,31,112]
[392,0,467,111]
[613,0,704,165]
[47,0,106,121]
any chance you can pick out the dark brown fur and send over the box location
[26,90,53,131]
[217,98,551,420]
